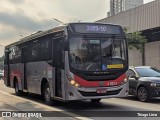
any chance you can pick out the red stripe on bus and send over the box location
[10,70,22,81]
[74,74,126,87]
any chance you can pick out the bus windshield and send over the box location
[69,37,127,71]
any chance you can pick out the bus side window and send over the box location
[31,40,40,61]
[4,50,10,65]
[9,47,16,63]
[32,47,38,58]
[9,48,13,60]
[52,38,63,66]
[39,39,51,61]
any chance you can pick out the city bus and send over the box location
[4,22,129,105]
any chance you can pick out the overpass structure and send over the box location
[97,0,160,68]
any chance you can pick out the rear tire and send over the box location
[44,83,55,105]
[91,99,101,103]
[15,81,24,96]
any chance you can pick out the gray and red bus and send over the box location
[4,22,129,105]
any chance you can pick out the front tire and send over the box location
[44,83,55,105]
[137,87,149,102]
[91,99,101,103]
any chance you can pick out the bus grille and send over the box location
[78,89,122,97]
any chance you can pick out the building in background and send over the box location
[125,0,143,10]
[98,0,160,68]
[108,0,143,16]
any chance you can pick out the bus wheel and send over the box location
[15,81,24,96]
[90,99,101,103]
[44,83,54,105]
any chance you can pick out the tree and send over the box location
[124,27,147,65]
[0,55,4,70]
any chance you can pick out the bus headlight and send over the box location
[66,75,80,87]
[75,83,80,87]
[69,80,80,87]
[70,80,75,85]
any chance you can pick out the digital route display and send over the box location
[70,23,122,34]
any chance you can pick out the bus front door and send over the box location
[4,50,10,86]
[21,47,27,90]
[53,39,63,98]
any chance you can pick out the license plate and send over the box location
[96,89,107,94]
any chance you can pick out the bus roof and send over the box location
[5,22,123,48]
[5,25,66,48]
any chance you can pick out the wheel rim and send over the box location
[45,88,50,102]
[138,87,147,101]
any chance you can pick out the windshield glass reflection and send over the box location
[69,37,126,71]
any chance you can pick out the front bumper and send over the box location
[66,82,129,100]
[149,87,160,97]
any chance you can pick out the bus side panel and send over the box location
[26,61,54,95]
[4,50,10,87]
[9,63,24,90]
[4,65,10,87]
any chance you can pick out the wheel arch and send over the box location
[41,77,49,95]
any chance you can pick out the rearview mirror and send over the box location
[129,75,136,78]
[129,75,139,80]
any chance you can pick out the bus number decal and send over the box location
[107,82,118,86]
[86,25,107,32]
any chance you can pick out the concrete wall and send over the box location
[128,48,142,66]
[97,0,160,33]
[145,41,160,68]
[128,41,160,69]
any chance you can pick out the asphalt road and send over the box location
[0,80,160,120]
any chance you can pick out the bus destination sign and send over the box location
[71,23,122,34]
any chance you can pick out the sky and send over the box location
[0,0,155,56]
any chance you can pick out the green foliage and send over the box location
[0,55,4,62]
[124,27,147,52]
[0,55,4,70]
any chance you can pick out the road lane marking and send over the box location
[0,90,92,120]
